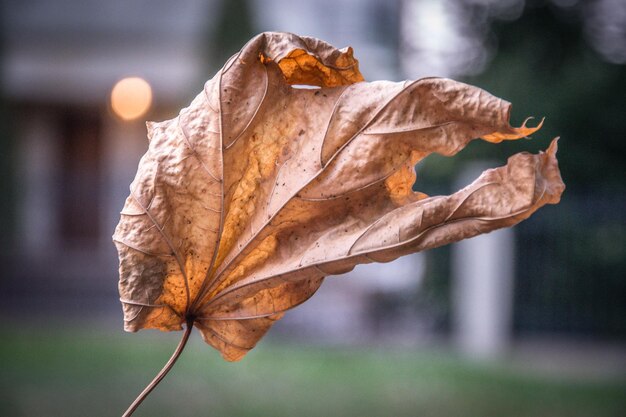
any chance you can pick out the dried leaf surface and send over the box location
[113,32,565,361]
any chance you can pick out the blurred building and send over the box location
[1,0,212,312]
[0,0,424,338]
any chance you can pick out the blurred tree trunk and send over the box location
[208,0,257,73]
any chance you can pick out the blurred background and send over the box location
[1,0,625,416]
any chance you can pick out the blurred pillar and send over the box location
[451,162,515,359]
[17,111,59,258]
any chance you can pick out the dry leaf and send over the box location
[113,32,565,363]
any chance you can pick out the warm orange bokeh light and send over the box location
[111,77,153,121]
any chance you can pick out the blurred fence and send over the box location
[514,190,626,339]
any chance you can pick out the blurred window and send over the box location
[58,109,102,245]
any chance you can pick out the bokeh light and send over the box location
[110,77,153,121]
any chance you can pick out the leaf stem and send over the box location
[122,319,194,417]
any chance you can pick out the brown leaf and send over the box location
[113,32,565,362]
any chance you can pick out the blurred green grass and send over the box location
[1,323,624,417]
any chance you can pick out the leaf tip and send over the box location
[546,136,560,157]
[538,137,565,205]
[481,115,545,143]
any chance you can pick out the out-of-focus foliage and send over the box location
[208,0,257,72]
[462,1,626,188]
[465,2,626,338]
[413,0,626,339]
